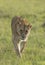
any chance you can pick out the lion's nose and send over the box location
[22,35,25,38]
[22,34,25,39]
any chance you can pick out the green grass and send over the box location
[0,0,45,65]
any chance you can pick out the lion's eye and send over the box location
[20,29,23,33]
[17,22,19,24]
[20,29,22,31]
[25,30,28,34]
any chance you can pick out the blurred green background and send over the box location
[0,0,45,65]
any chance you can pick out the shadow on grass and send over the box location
[0,10,11,19]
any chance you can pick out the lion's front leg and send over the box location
[20,41,26,53]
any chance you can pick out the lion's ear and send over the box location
[28,24,32,28]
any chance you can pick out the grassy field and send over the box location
[0,0,45,65]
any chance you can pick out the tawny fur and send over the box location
[11,16,32,57]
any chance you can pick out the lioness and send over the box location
[11,16,32,57]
